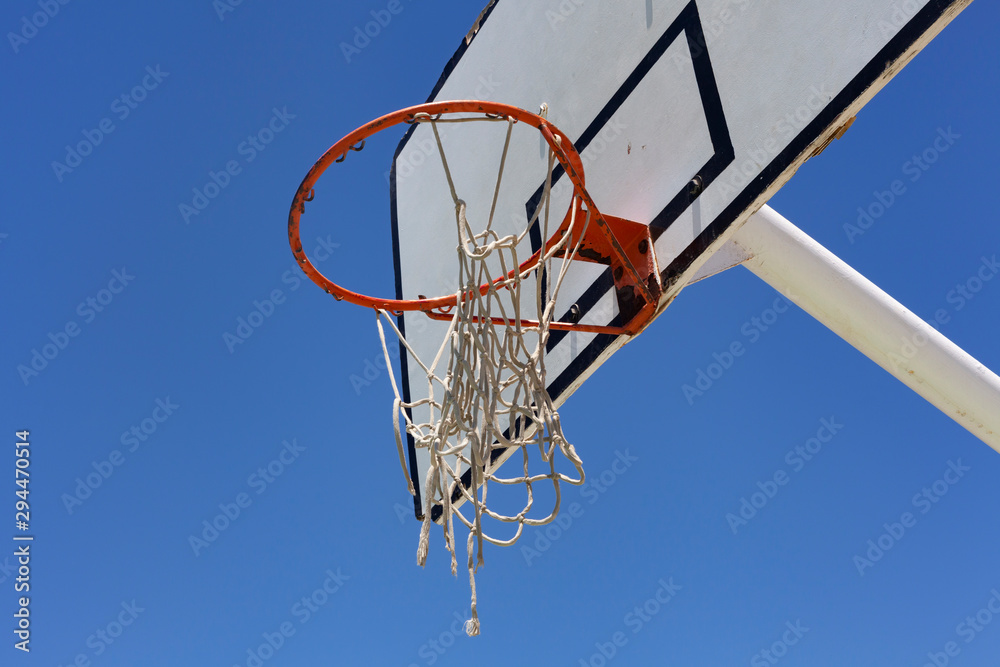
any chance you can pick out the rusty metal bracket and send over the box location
[545,201,661,335]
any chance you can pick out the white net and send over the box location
[376,111,588,636]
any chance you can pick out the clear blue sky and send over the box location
[3,1,999,665]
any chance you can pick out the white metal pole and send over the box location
[731,205,1000,453]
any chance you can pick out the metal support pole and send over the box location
[731,205,1000,453]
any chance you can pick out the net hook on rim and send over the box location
[405,112,442,124]
[335,139,366,163]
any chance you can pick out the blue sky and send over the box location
[3,1,999,665]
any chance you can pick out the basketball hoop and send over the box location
[289,101,661,334]
[288,101,661,635]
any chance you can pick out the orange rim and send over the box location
[287,100,594,313]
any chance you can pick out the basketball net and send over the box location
[375,111,586,636]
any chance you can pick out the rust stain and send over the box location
[577,247,609,263]
[809,116,857,158]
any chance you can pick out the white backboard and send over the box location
[391,0,971,520]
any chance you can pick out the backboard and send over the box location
[391,0,972,520]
